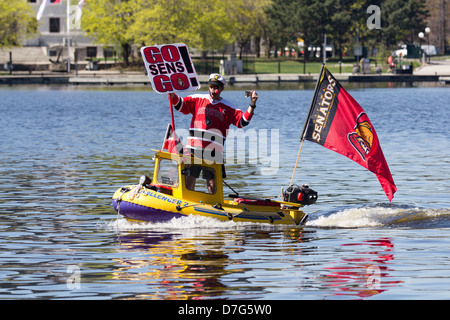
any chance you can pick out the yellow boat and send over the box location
[112,150,317,226]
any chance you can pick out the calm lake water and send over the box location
[0,82,449,301]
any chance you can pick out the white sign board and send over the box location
[140,43,200,94]
[354,45,363,57]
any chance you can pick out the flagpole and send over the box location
[168,94,180,152]
[66,0,71,73]
[168,94,176,132]
[289,139,305,186]
[289,64,325,186]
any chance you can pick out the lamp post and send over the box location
[418,32,425,63]
[425,27,431,63]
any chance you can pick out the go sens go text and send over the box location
[141,44,200,93]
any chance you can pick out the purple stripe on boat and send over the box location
[112,200,185,222]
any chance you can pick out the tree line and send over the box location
[1,0,429,65]
[81,0,429,64]
[265,0,429,60]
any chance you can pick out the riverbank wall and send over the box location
[0,71,447,86]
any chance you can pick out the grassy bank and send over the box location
[4,55,435,76]
[254,60,355,74]
[189,57,396,75]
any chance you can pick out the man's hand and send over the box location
[246,91,258,115]
[168,93,180,106]
[250,91,258,105]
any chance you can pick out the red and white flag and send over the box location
[36,0,62,21]
[162,124,183,155]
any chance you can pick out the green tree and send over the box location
[343,0,382,59]
[293,0,331,60]
[0,0,37,48]
[328,0,355,60]
[252,0,271,58]
[132,0,235,56]
[230,0,270,59]
[81,0,136,65]
[192,0,235,55]
[382,0,429,47]
[265,0,298,58]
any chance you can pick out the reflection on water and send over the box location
[323,238,402,298]
[106,217,403,300]
[112,226,304,299]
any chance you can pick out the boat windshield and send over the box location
[156,158,179,187]
[184,164,216,194]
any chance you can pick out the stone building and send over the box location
[2,0,108,71]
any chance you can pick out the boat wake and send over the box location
[307,203,450,228]
[103,213,278,233]
[102,204,450,232]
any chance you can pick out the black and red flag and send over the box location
[301,65,397,201]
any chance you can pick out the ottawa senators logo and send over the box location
[177,76,185,88]
[348,113,373,161]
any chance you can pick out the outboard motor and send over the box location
[283,184,318,206]
[139,175,152,187]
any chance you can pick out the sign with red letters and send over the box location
[140,44,200,94]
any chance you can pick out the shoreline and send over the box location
[0,72,447,86]
[2,59,450,87]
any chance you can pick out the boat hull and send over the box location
[112,199,185,222]
[112,186,308,226]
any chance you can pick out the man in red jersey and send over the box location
[168,73,258,193]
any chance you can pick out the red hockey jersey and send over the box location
[177,94,253,158]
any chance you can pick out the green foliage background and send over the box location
[1,0,430,68]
